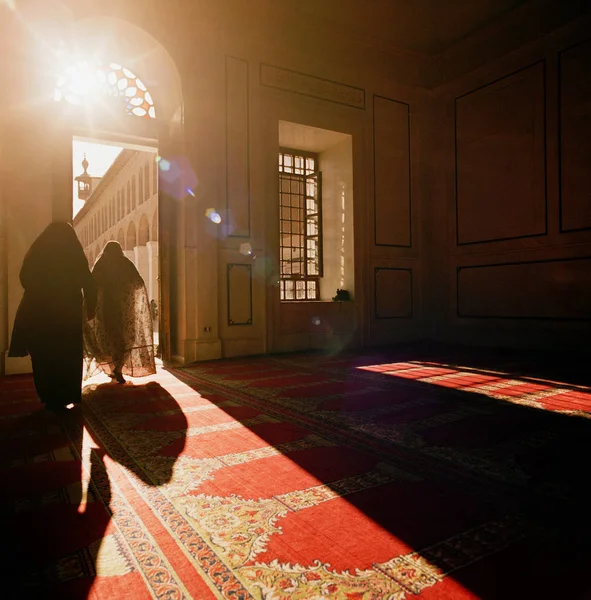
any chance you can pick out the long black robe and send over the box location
[9,222,97,409]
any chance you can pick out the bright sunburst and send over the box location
[54,61,156,118]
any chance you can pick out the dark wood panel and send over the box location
[225,56,250,238]
[373,96,411,247]
[559,39,591,232]
[457,257,591,319]
[374,267,413,319]
[455,62,547,245]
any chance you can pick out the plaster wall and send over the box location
[318,137,355,303]
[422,15,591,350]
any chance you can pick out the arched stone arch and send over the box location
[138,214,150,246]
[2,9,184,370]
[117,228,125,248]
[126,221,137,251]
[151,209,158,241]
[56,62,156,118]
[2,7,183,124]
[76,18,182,121]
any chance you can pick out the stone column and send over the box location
[146,240,159,303]
[0,191,7,375]
[134,245,150,292]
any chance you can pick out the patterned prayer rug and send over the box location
[3,345,591,599]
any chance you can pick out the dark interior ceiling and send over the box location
[289,0,535,56]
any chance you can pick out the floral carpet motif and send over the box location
[3,345,591,599]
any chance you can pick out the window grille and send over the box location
[54,62,156,118]
[278,149,322,301]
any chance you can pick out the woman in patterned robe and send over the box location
[84,241,156,383]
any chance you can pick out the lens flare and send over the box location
[158,156,198,200]
[205,208,221,224]
[239,243,252,256]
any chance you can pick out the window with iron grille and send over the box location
[279,149,322,300]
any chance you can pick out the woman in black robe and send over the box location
[84,241,156,383]
[9,221,97,411]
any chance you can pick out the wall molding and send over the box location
[457,256,591,320]
[454,60,548,246]
[225,56,251,238]
[227,263,253,326]
[372,95,412,248]
[260,63,365,109]
[374,267,413,319]
[558,37,591,233]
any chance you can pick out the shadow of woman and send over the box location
[6,380,187,600]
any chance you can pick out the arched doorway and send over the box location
[1,8,184,373]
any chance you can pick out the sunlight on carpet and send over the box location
[4,349,591,599]
[357,361,591,416]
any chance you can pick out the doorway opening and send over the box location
[71,136,161,356]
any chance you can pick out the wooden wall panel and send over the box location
[457,258,591,319]
[374,268,413,318]
[225,56,250,237]
[373,96,411,247]
[455,62,546,245]
[227,263,252,325]
[559,38,591,232]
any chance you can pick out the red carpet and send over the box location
[3,345,591,599]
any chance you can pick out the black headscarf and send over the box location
[19,221,91,292]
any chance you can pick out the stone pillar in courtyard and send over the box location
[124,249,135,264]
[134,245,150,293]
[146,240,159,308]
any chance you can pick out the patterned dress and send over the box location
[84,241,155,380]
